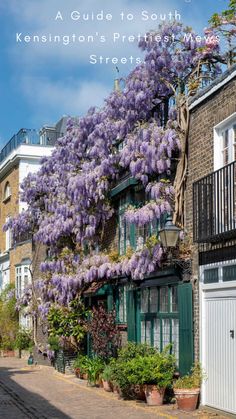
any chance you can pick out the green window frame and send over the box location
[139,286,179,364]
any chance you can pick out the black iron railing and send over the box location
[193,161,236,242]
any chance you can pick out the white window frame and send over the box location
[3,182,11,200]
[214,113,236,170]
[15,264,30,298]
[5,216,12,251]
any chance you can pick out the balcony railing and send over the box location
[193,161,236,243]
[0,128,62,164]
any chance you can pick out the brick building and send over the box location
[186,65,236,414]
[0,118,67,328]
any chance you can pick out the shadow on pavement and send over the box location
[0,364,71,418]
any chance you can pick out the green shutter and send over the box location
[178,283,194,375]
[127,290,136,342]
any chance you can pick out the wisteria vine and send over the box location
[6,22,223,315]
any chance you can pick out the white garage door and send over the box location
[204,297,236,414]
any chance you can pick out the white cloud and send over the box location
[20,76,110,118]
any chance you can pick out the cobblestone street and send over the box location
[0,358,233,419]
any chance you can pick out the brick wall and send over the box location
[0,165,34,285]
[0,165,19,254]
[186,77,236,360]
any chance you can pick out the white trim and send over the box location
[214,113,236,170]
[200,259,236,412]
[0,144,54,180]
[189,70,236,110]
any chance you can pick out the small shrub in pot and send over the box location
[174,363,205,411]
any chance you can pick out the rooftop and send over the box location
[0,117,68,164]
[189,64,236,110]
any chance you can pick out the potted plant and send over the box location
[101,365,113,392]
[86,357,104,387]
[173,363,205,411]
[73,355,89,379]
[138,350,176,406]
[109,344,175,404]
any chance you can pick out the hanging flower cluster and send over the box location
[7,22,223,313]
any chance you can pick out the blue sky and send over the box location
[0,0,229,147]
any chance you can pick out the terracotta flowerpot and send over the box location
[74,368,80,378]
[133,385,146,401]
[102,380,112,392]
[95,378,103,388]
[81,373,88,380]
[112,384,122,399]
[144,385,165,406]
[174,388,200,411]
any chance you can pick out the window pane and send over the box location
[118,287,127,323]
[141,320,145,344]
[135,226,146,250]
[172,319,179,365]
[141,289,149,313]
[162,318,170,350]
[145,321,151,345]
[150,288,158,313]
[24,275,28,289]
[170,286,178,312]
[160,287,168,312]
[154,318,161,350]
[223,129,229,149]
[204,268,219,284]
[222,265,236,282]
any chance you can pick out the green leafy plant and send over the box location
[73,355,90,374]
[116,342,158,361]
[15,328,34,351]
[86,357,105,386]
[109,344,175,397]
[0,285,18,351]
[174,363,206,389]
[47,335,60,351]
[101,364,113,382]
[47,298,90,350]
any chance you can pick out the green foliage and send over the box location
[174,362,206,389]
[109,343,176,395]
[0,285,18,350]
[73,355,104,385]
[101,364,113,382]
[15,328,33,351]
[47,335,60,351]
[47,298,90,349]
[86,357,105,385]
[73,354,90,373]
[117,342,158,361]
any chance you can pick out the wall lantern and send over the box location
[159,215,181,248]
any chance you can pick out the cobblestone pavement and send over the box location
[0,358,233,419]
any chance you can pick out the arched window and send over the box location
[4,182,11,200]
